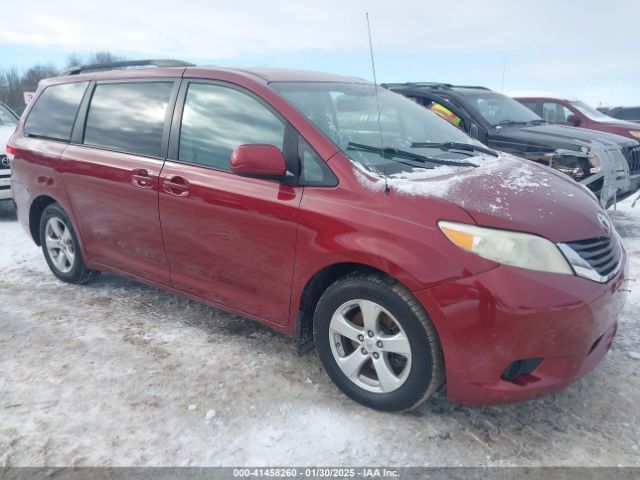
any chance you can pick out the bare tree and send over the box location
[88,51,126,64]
[0,67,23,112]
[21,64,59,91]
[1,51,126,113]
[65,53,84,68]
[66,51,126,67]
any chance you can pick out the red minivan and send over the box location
[7,61,629,411]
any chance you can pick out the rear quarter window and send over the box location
[24,82,88,141]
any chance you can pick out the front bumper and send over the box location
[415,253,628,406]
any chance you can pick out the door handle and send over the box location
[131,169,154,189]
[162,175,189,197]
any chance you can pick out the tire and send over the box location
[39,203,100,284]
[313,273,444,412]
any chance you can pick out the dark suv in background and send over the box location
[600,106,640,124]
[384,83,640,207]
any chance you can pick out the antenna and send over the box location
[365,13,389,195]
[500,55,508,92]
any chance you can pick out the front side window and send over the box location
[24,82,88,140]
[298,137,337,186]
[542,102,574,123]
[271,82,482,175]
[84,82,173,157]
[179,83,285,171]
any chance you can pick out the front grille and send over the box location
[0,154,9,170]
[622,146,640,176]
[564,236,621,278]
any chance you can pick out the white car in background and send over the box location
[0,102,19,201]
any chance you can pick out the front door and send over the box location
[159,81,302,325]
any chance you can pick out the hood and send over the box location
[495,123,637,150]
[373,154,610,243]
[0,124,17,154]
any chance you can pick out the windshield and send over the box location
[569,100,618,122]
[271,82,488,174]
[0,104,18,125]
[463,91,541,126]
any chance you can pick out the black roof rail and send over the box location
[382,82,453,90]
[62,59,195,76]
[451,85,492,90]
[383,82,493,92]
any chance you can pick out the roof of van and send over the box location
[59,62,369,85]
[202,67,368,84]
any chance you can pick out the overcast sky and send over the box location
[1,0,639,106]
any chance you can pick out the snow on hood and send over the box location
[353,153,553,209]
[353,153,606,243]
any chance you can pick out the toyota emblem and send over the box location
[597,211,611,232]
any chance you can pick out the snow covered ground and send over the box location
[0,196,639,467]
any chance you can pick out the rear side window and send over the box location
[178,83,285,171]
[24,82,88,141]
[84,82,173,157]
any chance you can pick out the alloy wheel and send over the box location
[328,299,412,393]
[45,217,75,274]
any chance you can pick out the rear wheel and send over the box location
[39,203,100,284]
[314,273,444,411]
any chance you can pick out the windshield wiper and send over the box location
[526,119,548,125]
[494,120,527,127]
[347,142,479,168]
[409,141,499,157]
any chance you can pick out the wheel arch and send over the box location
[294,262,406,354]
[29,195,58,245]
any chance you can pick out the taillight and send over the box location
[5,144,16,161]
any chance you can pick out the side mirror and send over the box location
[230,144,287,177]
[469,123,480,139]
[567,114,581,126]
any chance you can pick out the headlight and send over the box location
[438,221,574,275]
[588,153,601,173]
[629,130,640,139]
[538,151,588,178]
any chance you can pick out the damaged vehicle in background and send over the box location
[384,83,640,207]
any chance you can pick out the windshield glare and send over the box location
[464,91,541,126]
[271,82,483,174]
[569,100,617,122]
[0,104,18,125]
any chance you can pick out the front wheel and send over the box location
[39,203,100,284]
[314,273,444,412]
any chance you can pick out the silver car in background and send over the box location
[0,102,18,201]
